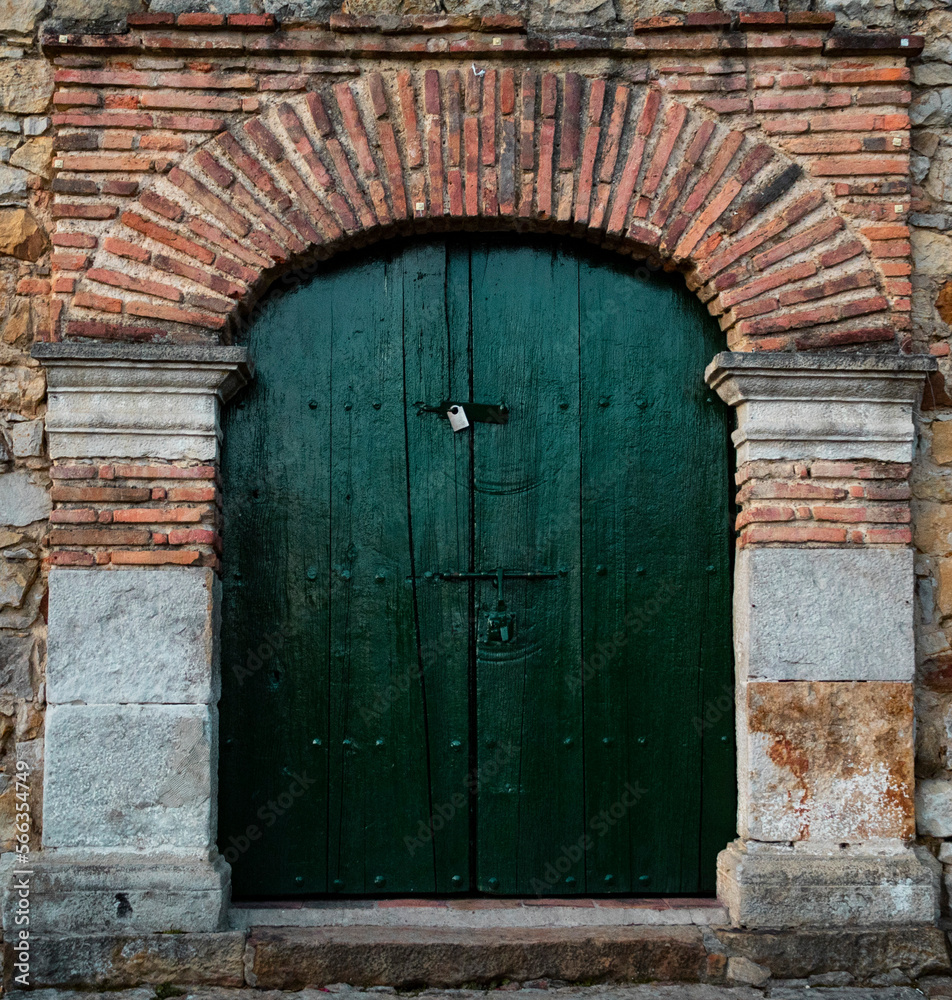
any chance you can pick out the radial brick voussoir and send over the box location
[59,70,898,351]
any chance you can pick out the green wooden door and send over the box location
[219,236,734,898]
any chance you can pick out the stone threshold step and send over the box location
[10,925,951,991]
[230,898,728,930]
[246,925,725,988]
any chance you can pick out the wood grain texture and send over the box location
[219,235,734,897]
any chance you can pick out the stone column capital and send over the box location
[705,351,935,465]
[32,343,253,461]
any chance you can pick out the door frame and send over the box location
[20,330,937,935]
[12,20,935,933]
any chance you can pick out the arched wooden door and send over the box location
[219,236,734,897]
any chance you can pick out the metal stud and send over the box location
[374,875,386,886]
[598,396,611,408]
[603,874,614,884]
[306,566,318,580]
[308,399,318,409]
[706,564,715,573]
[372,400,382,410]
[635,565,645,575]
[375,738,385,747]
[333,879,344,890]
[637,736,647,745]
[312,738,323,746]
[451,875,463,886]
[375,572,386,583]
[565,876,575,885]
[450,740,461,749]
[563,737,573,747]
[638,874,650,883]
[602,736,612,746]
[341,569,351,581]
[487,877,499,890]
[596,564,608,576]
[295,876,303,883]
[344,402,353,411]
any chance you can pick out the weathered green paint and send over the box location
[219,236,734,897]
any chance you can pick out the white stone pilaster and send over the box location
[1,345,250,936]
[707,351,938,928]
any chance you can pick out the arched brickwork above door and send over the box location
[43,19,919,352]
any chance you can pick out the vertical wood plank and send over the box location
[579,254,734,894]
[219,279,333,895]
[323,251,436,894]
[471,238,585,896]
[403,240,473,892]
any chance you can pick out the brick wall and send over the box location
[48,461,220,568]
[40,15,916,352]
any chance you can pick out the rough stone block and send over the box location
[717,841,940,929]
[0,470,50,527]
[43,704,217,851]
[0,60,53,116]
[715,920,950,976]
[0,634,32,701]
[735,547,914,682]
[0,0,45,34]
[247,925,719,989]
[917,778,952,836]
[738,681,915,843]
[7,418,43,457]
[48,568,219,705]
[9,930,245,989]
[0,555,37,610]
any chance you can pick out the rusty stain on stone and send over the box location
[746,681,914,842]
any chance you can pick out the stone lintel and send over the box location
[705,351,936,464]
[32,344,252,461]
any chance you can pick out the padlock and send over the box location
[447,404,471,432]
[487,611,516,642]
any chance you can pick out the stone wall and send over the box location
[0,0,950,907]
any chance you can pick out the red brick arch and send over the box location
[62,70,897,351]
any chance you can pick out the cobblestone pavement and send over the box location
[8,982,952,1000]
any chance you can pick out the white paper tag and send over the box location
[447,405,470,432]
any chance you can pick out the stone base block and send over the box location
[0,851,231,934]
[247,925,722,989]
[4,931,246,990]
[44,704,217,851]
[717,841,940,928]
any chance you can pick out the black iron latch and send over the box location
[416,400,509,431]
